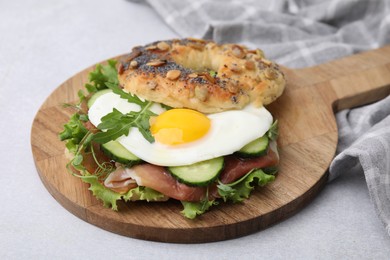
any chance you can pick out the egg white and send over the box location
[88,92,273,166]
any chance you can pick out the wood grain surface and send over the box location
[31,46,390,243]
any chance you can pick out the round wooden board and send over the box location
[31,47,390,243]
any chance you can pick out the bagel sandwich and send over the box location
[59,38,285,219]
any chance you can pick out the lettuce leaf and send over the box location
[77,169,275,217]
[217,169,275,203]
[79,174,122,210]
[181,200,218,219]
[59,113,89,154]
[79,174,167,210]
[123,186,167,202]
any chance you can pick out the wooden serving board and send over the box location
[31,46,390,243]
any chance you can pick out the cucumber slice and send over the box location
[101,140,142,166]
[235,135,269,157]
[168,157,224,187]
[87,89,112,108]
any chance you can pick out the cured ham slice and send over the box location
[104,166,138,194]
[219,147,279,184]
[127,164,207,201]
[104,163,207,201]
[103,142,279,201]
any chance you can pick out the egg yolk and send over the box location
[150,109,211,145]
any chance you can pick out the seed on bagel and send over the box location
[166,70,181,80]
[194,86,208,101]
[261,59,272,66]
[145,45,158,51]
[229,63,242,73]
[232,45,246,59]
[147,81,158,90]
[130,60,138,68]
[125,48,141,62]
[227,82,239,94]
[187,42,204,50]
[199,72,216,84]
[147,59,166,67]
[187,37,206,43]
[157,41,170,51]
[256,49,265,58]
[264,68,277,80]
[245,60,255,70]
[188,73,198,78]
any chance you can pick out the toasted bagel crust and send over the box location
[119,38,285,113]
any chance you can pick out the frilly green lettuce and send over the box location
[181,200,218,219]
[79,174,166,211]
[217,169,275,203]
[181,169,275,219]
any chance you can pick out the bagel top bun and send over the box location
[119,38,285,113]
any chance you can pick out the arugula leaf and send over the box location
[267,120,279,141]
[93,102,156,144]
[217,169,275,203]
[105,82,145,106]
[79,174,123,210]
[86,60,118,93]
[123,186,167,202]
[95,108,124,130]
[160,103,173,110]
[61,58,157,178]
[85,60,157,144]
[181,200,218,219]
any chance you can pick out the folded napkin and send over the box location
[132,0,390,235]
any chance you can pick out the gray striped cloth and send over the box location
[131,0,390,235]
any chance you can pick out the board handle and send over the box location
[294,45,390,111]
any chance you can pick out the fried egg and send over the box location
[88,92,273,166]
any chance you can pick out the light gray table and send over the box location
[1,0,389,259]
